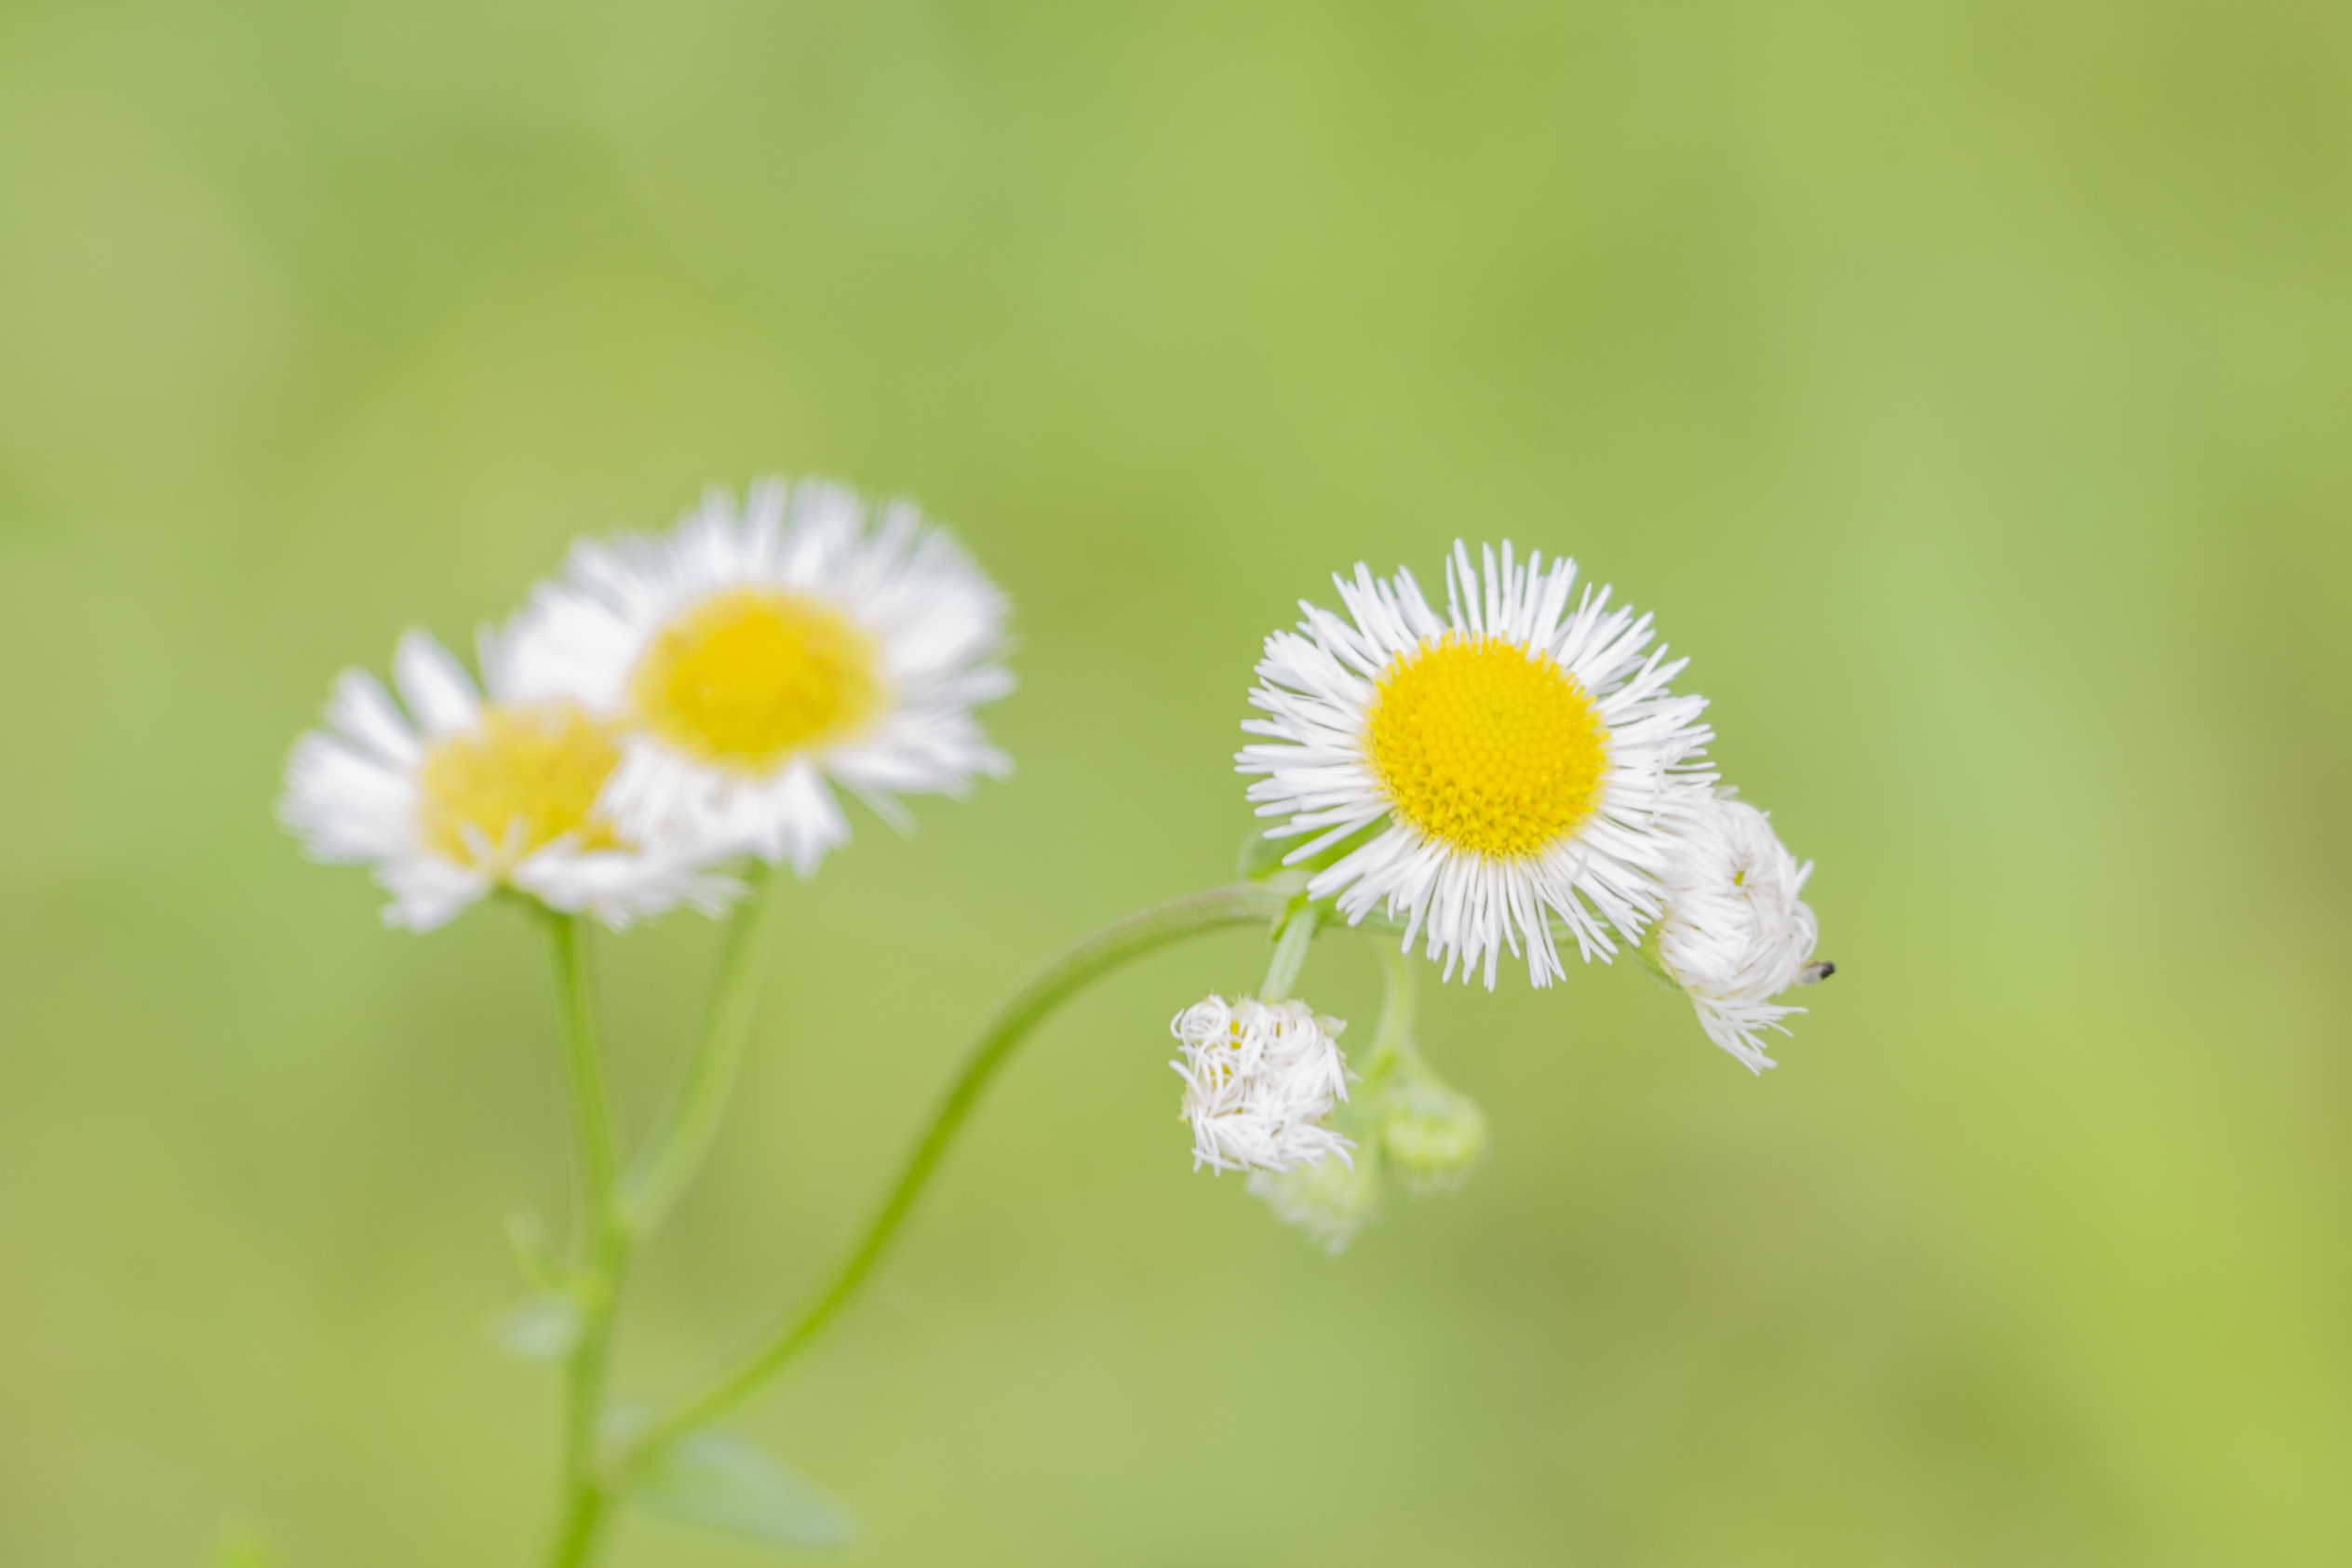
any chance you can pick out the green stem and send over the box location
[620,881,1294,1469]
[545,1487,609,1568]
[542,913,630,1568]
[623,861,783,1232]
[1360,933,1421,1089]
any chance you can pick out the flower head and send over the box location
[1378,1068,1488,1194]
[280,629,735,931]
[1654,796,1822,1071]
[1241,542,1714,987]
[1170,996,1352,1174]
[1248,1144,1382,1254]
[502,478,1013,876]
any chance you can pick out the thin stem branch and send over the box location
[623,861,782,1233]
[548,913,623,1236]
[1361,932,1421,1088]
[541,913,631,1568]
[620,880,1294,1470]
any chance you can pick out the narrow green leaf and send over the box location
[631,1431,855,1551]
[1629,928,1683,994]
[504,1208,564,1289]
[1236,824,1291,879]
[1237,819,1382,881]
[485,1290,583,1361]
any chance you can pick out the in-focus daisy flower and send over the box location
[1248,1146,1382,1255]
[1653,796,1825,1072]
[280,630,736,931]
[503,478,1013,876]
[1170,996,1352,1174]
[1241,541,1714,987]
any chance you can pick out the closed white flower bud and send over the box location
[1170,996,1352,1174]
[1380,1072,1487,1194]
[1655,797,1821,1071]
[1248,1143,1382,1254]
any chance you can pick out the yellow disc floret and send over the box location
[417,703,624,868]
[1365,633,1608,860]
[630,587,882,770]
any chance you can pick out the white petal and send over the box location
[392,630,481,737]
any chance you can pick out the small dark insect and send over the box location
[1795,960,1836,985]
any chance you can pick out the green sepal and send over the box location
[1628,926,1682,993]
[630,1429,856,1552]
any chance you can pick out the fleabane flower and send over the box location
[280,630,736,931]
[1653,796,1824,1072]
[501,478,1013,876]
[1170,996,1352,1174]
[1248,1147,1382,1255]
[1241,542,1714,988]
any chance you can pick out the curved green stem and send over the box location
[623,861,783,1232]
[620,880,1294,1469]
[1361,932,1421,1088]
[541,914,631,1568]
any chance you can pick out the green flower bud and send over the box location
[1247,1145,1382,1255]
[1379,1072,1486,1194]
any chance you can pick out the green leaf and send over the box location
[1237,819,1382,881]
[1236,824,1291,879]
[631,1430,855,1552]
[1628,928,1683,993]
[485,1290,583,1361]
[504,1208,564,1289]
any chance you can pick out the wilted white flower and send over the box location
[1170,996,1352,1174]
[501,478,1013,876]
[280,630,735,931]
[1248,1144,1382,1254]
[1654,796,1822,1071]
[1240,542,1714,988]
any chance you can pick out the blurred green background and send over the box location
[3,1,2349,1563]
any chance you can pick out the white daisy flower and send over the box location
[500,478,1014,876]
[1240,541,1714,988]
[280,629,736,931]
[1170,996,1353,1174]
[1653,796,1825,1072]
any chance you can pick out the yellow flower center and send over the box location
[1364,633,1607,860]
[629,587,882,770]
[417,703,624,868]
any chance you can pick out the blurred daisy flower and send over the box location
[1245,1062,1489,1255]
[503,478,1013,876]
[1170,996,1353,1174]
[1248,1146,1382,1255]
[1653,796,1828,1072]
[280,630,736,931]
[1241,541,1714,987]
